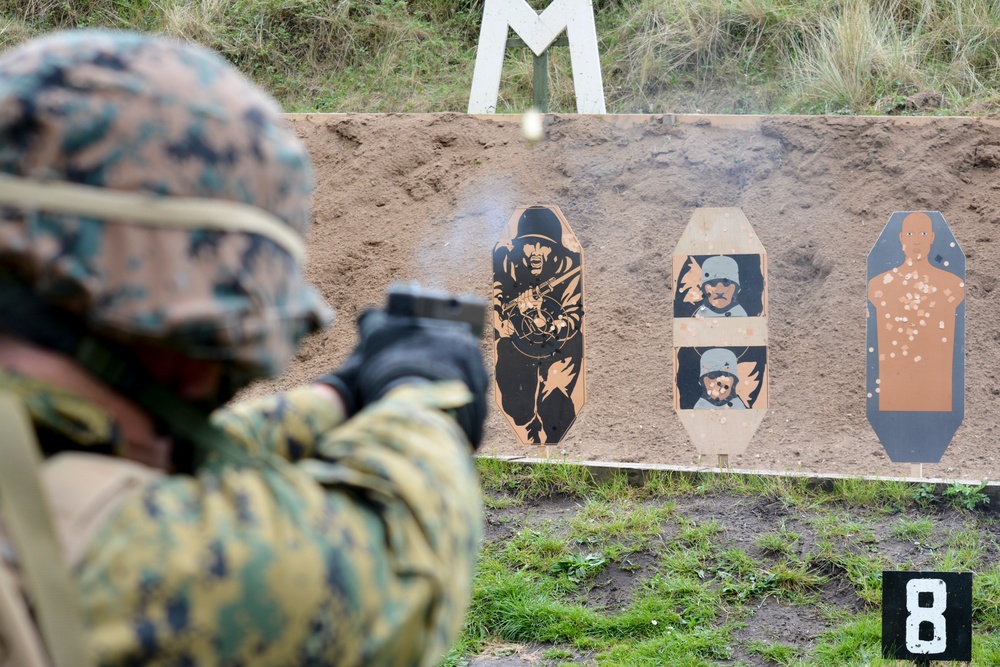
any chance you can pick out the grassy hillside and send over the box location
[2,0,1000,114]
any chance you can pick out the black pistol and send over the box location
[381,283,486,339]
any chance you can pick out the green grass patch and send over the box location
[809,611,890,666]
[932,521,988,571]
[461,461,1000,665]
[746,639,802,665]
[808,511,877,544]
[891,516,934,542]
[570,498,675,544]
[756,522,801,557]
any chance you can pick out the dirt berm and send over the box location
[248,112,1000,481]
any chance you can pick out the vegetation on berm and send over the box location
[4,0,1000,115]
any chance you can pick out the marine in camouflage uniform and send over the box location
[0,31,484,667]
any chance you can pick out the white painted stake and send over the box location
[468,0,606,114]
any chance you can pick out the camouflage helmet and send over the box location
[0,30,331,390]
[701,256,740,286]
[699,348,739,377]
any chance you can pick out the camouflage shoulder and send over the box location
[0,370,120,449]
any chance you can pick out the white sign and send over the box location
[468,0,606,114]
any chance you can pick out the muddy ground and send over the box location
[250,112,1000,480]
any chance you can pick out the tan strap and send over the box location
[0,562,50,667]
[0,393,92,667]
[0,172,306,263]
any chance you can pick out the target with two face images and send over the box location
[673,208,768,460]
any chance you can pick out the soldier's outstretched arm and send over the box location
[75,381,481,667]
[313,382,483,666]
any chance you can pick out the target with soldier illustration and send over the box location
[493,205,586,445]
[674,254,766,319]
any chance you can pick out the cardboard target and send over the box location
[866,211,966,463]
[492,205,586,445]
[673,208,768,459]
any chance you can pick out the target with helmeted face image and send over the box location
[674,346,768,411]
[673,253,766,319]
[672,208,769,460]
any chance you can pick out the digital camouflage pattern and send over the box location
[0,369,482,667]
[0,31,331,384]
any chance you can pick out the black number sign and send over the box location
[882,571,972,662]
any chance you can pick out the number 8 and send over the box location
[906,578,947,654]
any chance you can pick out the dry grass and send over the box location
[790,0,923,112]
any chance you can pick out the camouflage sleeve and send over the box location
[76,381,482,667]
[210,384,348,461]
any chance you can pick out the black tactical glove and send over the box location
[316,345,364,418]
[318,308,488,448]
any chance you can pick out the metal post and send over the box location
[533,49,548,112]
[505,33,569,113]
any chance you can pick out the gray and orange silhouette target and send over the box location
[493,205,585,445]
[867,211,966,462]
[673,208,768,459]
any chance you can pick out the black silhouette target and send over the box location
[492,205,587,445]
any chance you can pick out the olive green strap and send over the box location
[0,392,92,667]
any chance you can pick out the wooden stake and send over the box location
[718,454,729,469]
[910,463,923,478]
[532,445,551,460]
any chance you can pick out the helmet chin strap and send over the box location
[0,279,250,472]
